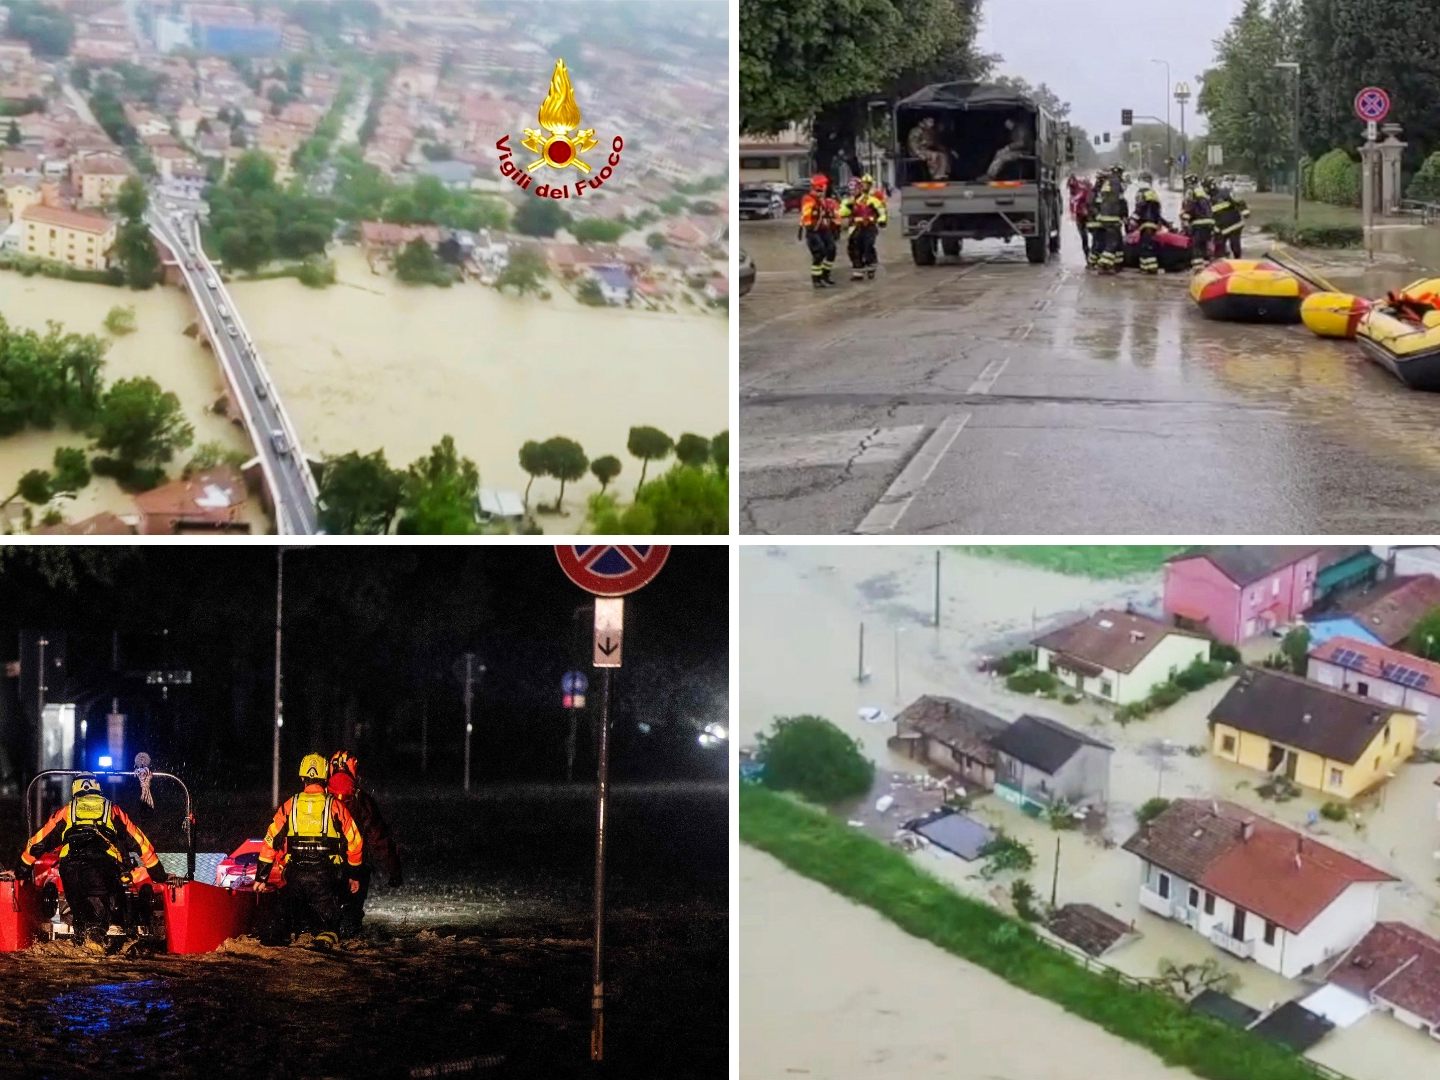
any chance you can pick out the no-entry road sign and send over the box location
[1354,87,1390,123]
[555,545,670,597]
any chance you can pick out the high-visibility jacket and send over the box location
[257,785,363,878]
[1181,187,1214,227]
[21,794,161,871]
[1210,185,1247,235]
[799,193,836,233]
[1135,186,1166,230]
[1096,178,1127,224]
[838,193,886,229]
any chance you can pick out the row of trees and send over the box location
[316,436,483,535]
[1198,0,1440,188]
[331,146,508,232]
[3,0,73,58]
[206,152,336,272]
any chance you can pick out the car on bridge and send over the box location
[206,275,218,289]
[270,430,289,455]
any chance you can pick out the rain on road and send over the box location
[740,203,1440,535]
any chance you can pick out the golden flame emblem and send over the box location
[522,59,598,173]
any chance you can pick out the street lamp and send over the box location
[1149,59,1172,181]
[1173,82,1191,177]
[1275,61,1301,227]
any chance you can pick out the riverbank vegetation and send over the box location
[331,146,508,232]
[315,435,484,535]
[959,546,1187,579]
[103,305,137,335]
[204,151,335,272]
[755,715,874,803]
[741,785,1331,1080]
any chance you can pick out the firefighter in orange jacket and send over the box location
[20,775,168,943]
[326,750,402,939]
[798,173,838,288]
[837,177,887,281]
[255,753,363,948]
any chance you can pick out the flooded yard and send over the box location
[740,547,1440,1080]
[0,271,256,527]
[229,248,728,522]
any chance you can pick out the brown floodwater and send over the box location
[0,271,261,529]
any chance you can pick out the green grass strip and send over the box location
[740,785,1332,1080]
[956,545,1188,579]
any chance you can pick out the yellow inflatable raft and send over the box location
[1300,292,1372,339]
[1356,299,1440,391]
[1190,259,1312,323]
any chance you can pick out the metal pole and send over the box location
[272,550,282,808]
[933,550,941,628]
[1050,835,1061,908]
[34,636,46,826]
[463,653,474,793]
[893,627,901,702]
[1152,59,1171,180]
[591,666,613,1062]
[857,622,865,683]
[1292,67,1301,226]
[566,711,577,782]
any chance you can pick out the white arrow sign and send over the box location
[594,597,624,668]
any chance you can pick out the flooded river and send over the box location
[740,547,1440,1080]
[229,248,728,526]
[0,272,255,527]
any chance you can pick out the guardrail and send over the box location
[1398,199,1440,225]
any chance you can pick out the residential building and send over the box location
[72,153,132,207]
[739,126,811,184]
[1208,668,1417,799]
[0,148,37,175]
[358,221,441,259]
[989,714,1112,811]
[1123,799,1394,977]
[1163,547,1377,643]
[1033,609,1210,705]
[175,104,204,140]
[1308,636,1440,744]
[191,19,281,57]
[1306,575,1440,650]
[888,695,1008,791]
[0,175,38,217]
[133,468,248,535]
[20,204,115,270]
[589,264,633,305]
[30,512,134,536]
[1384,546,1440,580]
[1323,922,1440,1040]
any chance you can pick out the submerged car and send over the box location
[739,250,755,297]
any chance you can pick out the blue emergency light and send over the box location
[98,755,113,768]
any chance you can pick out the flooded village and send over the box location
[741,546,1440,1080]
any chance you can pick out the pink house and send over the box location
[1163,547,1326,644]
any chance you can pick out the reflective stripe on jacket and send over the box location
[258,787,364,874]
[21,795,160,868]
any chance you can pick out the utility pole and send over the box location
[272,548,284,808]
[933,550,941,628]
[1150,59,1172,182]
[34,635,47,825]
[857,622,867,683]
[591,664,614,1061]
[1174,82,1191,176]
[893,626,904,702]
[1274,61,1301,227]
[1051,835,1061,908]
[462,652,477,792]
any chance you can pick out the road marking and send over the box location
[855,413,970,534]
[741,425,926,472]
[967,357,1009,394]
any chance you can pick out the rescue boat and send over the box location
[1355,299,1440,392]
[1189,259,1313,323]
[1300,291,1372,339]
[1122,228,1191,272]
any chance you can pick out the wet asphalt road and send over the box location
[740,199,1440,534]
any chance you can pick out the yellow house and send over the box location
[1,176,39,217]
[1209,667,1417,800]
[20,204,116,271]
[72,153,132,208]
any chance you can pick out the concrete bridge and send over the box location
[148,208,320,535]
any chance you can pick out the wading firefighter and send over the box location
[1207,176,1248,259]
[798,173,839,288]
[1133,173,1169,274]
[326,751,402,939]
[838,176,887,281]
[1180,174,1214,269]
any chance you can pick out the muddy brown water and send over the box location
[740,547,1440,1080]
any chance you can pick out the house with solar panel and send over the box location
[1208,668,1417,800]
[1308,636,1440,747]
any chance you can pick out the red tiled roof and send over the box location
[30,511,133,536]
[134,468,245,528]
[1123,799,1395,933]
[1330,922,1440,1025]
[359,221,441,247]
[20,204,113,234]
[1035,609,1205,674]
[1309,635,1440,692]
[1325,575,1440,647]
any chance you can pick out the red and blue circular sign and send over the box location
[555,545,670,597]
[1354,87,1390,123]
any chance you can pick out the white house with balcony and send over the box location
[1122,799,1394,978]
[1032,609,1210,706]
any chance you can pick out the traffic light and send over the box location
[1093,134,1101,146]
[1121,108,1133,126]
[1103,132,1111,144]
[1065,133,1075,160]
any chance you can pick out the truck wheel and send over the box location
[911,237,936,266]
[941,238,962,259]
[1026,210,1049,264]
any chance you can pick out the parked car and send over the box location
[739,249,755,297]
[739,185,784,220]
[782,186,808,212]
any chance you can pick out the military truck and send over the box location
[894,81,1065,266]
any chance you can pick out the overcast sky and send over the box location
[977,0,1252,140]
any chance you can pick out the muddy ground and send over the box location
[0,784,728,1079]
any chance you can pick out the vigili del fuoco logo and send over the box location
[497,58,624,200]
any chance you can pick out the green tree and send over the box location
[496,248,548,296]
[116,176,147,221]
[394,237,451,285]
[317,449,405,534]
[588,463,727,534]
[756,714,874,803]
[184,440,248,476]
[541,435,587,513]
[575,277,606,306]
[6,1,75,57]
[627,425,673,491]
[1135,797,1172,826]
[51,447,90,492]
[675,433,711,468]
[590,454,621,493]
[711,430,729,476]
[1312,148,1360,206]
[398,435,479,534]
[571,218,627,244]
[92,376,194,468]
[518,439,548,510]
[4,120,18,147]
[1408,607,1440,660]
[1409,152,1440,202]
[103,305,137,335]
[1279,626,1311,675]
[115,220,161,289]
[1,468,52,508]
[646,231,667,250]
[512,198,569,237]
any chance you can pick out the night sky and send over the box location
[0,545,728,791]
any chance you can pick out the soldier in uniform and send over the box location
[838,177,887,281]
[1180,173,1214,269]
[798,173,839,288]
[907,117,949,181]
[1133,172,1169,274]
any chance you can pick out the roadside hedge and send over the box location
[741,785,1333,1080]
[1259,221,1363,248]
[1311,149,1360,207]
[1407,151,1440,203]
[0,252,123,286]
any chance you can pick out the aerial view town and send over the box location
[0,0,728,535]
[741,545,1440,1080]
